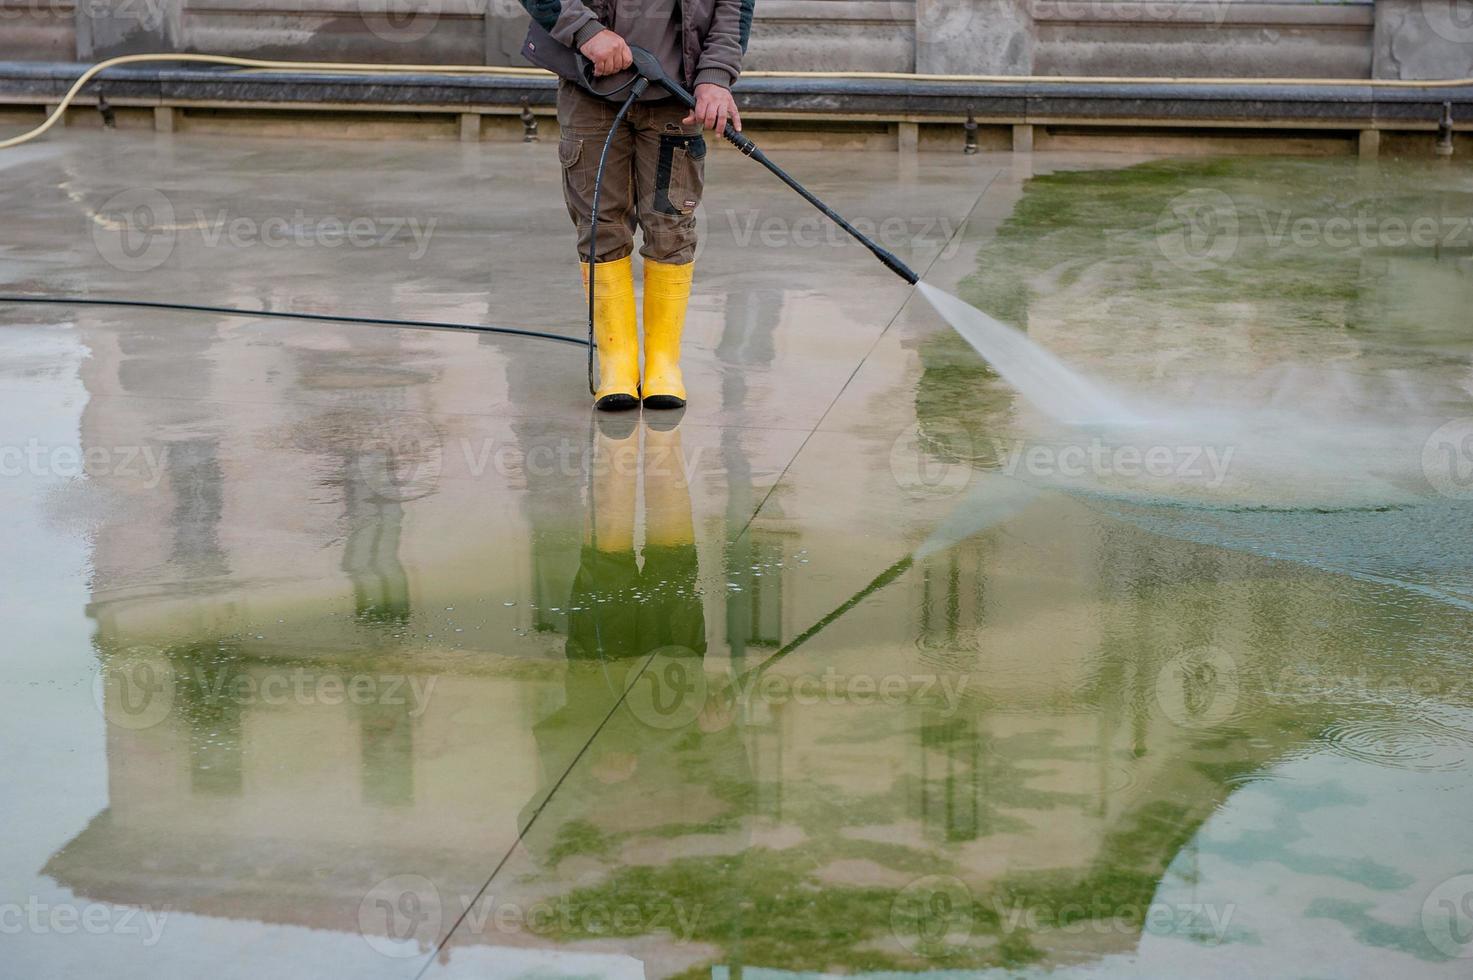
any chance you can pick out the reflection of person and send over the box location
[519,0,753,410]
[521,416,745,851]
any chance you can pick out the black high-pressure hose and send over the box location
[0,295,590,346]
[608,45,922,286]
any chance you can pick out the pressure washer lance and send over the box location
[522,29,922,393]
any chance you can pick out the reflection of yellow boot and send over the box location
[583,256,639,412]
[641,259,694,410]
[590,415,638,552]
[643,419,694,548]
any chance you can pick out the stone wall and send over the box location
[2,0,1471,81]
[1373,0,1473,78]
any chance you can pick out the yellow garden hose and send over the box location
[3,50,1471,151]
[0,52,545,150]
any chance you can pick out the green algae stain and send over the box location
[1305,897,1450,961]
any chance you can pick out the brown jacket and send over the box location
[521,0,753,90]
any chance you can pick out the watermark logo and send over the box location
[1155,646,1240,729]
[195,209,438,258]
[356,414,443,502]
[1423,874,1473,958]
[359,874,443,957]
[357,882,702,955]
[1,0,169,29]
[359,0,443,42]
[1423,418,1473,499]
[993,896,1236,943]
[93,187,177,273]
[891,875,974,958]
[110,0,171,29]
[722,209,964,262]
[94,659,438,730]
[1035,0,1233,26]
[890,420,973,498]
[92,191,439,271]
[625,648,707,730]
[1156,191,1473,270]
[990,437,1235,488]
[0,898,169,945]
[189,668,437,716]
[1156,188,1239,271]
[1421,0,1473,43]
[92,647,175,731]
[890,0,983,41]
[0,440,169,488]
[722,668,970,716]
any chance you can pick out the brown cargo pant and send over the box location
[556,80,707,266]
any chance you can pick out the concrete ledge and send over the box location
[2,61,1469,146]
[1031,0,1375,28]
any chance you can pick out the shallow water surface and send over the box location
[2,139,1473,978]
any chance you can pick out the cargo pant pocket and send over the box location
[559,136,590,228]
[559,136,584,171]
[653,133,706,216]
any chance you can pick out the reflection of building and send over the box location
[56,273,1463,976]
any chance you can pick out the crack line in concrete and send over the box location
[413,646,661,977]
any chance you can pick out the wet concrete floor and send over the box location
[2,129,1473,978]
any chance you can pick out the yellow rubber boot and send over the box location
[582,256,639,411]
[641,259,694,409]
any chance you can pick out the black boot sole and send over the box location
[594,392,640,412]
[642,394,687,410]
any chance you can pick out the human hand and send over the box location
[682,83,741,133]
[579,29,633,76]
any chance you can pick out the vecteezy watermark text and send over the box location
[890,423,1237,499]
[624,655,971,732]
[0,441,168,487]
[990,437,1235,487]
[193,209,437,258]
[722,209,966,261]
[1156,188,1473,271]
[993,895,1237,943]
[94,649,439,731]
[0,898,168,946]
[357,875,703,957]
[92,188,440,272]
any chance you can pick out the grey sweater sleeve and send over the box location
[520,0,606,49]
[693,0,753,89]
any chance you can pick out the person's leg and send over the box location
[631,102,706,409]
[558,81,641,410]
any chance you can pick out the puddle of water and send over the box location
[5,148,1473,977]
